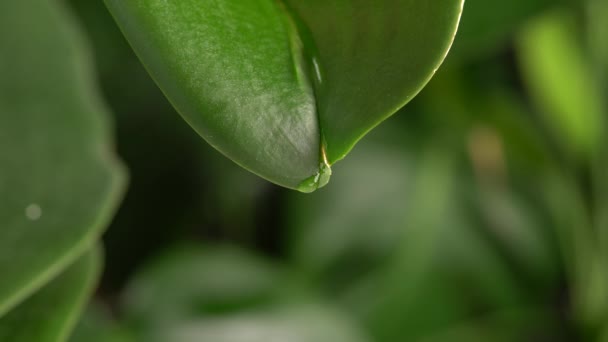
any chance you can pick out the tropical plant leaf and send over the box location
[104,0,463,191]
[0,249,101,342]
[517,10,604,158]
[122,244,283,329]
[143,304,370,342]
[0,0,126,316]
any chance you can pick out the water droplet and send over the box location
[297,161,332,193]
[25,203,42,221]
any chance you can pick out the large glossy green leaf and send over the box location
[0,0,126,316]
[121,244,368,342]
[0,249,101,342]
[281,0,464,164]
[104,0,463,191]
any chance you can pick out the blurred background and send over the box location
[66,0,608,341]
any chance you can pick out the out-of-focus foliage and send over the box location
[518,10,604,157]
[69,0,608,339]
[0,249,101,342]
[0,0,124,336]
[121,245,284,329]
[3,0,608,341]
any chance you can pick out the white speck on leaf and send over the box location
[25,203,42,221]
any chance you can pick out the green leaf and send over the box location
[517,10,604,158]
[122,244,283,328]
[104,0,463,191]
[0,249,102,342]
[542,172,608,333]
[121,245,369,341]
[144,304,370,342]
[0,0,126,316]
[586,0,608,77]
[70,304,135,342]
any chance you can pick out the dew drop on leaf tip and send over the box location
[297,161,332,193]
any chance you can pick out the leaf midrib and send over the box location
[275,0,332,192]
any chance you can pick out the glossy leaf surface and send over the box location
[104,0,463,191]
[283,0,464,163]
[0,249,101,342]
[0,0,125,316]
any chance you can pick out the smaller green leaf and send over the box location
[145,304,370,342]
[0,249,101,342]
[122,244,283,328]
[517,10,604,157]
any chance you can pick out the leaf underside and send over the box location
[104,0,463,191]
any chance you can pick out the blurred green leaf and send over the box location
[586,0,608,77]
[418,68,553,172]
[0,0,125,316]
[287,134,549,340]
[541,172,608,335]
[70,304,134,342]
[357,147,532,341]
[122,244,283,329]
[474,185,559,286]
[449,0,558,62]
[0,249,101,342]
[144,303,370,342]
[517,10,604,158]
[104,0,463,191]
[287,135,412,289]
[417,308,562,342]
